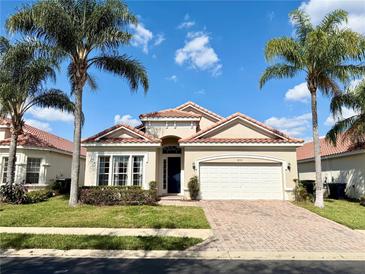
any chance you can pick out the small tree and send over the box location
[0,37,74,186]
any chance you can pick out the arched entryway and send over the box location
[160,136,182,195]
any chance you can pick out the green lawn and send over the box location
[295,199,365,230]
[0,196,209,229]
[0,233,202,250]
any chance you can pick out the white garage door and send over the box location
[199,163,283,200]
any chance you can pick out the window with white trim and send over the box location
[2,157,8,184]
[25,158,41,184]
[98,156,110,185]
[132,156,143,186]
[113,156,129,186]
[97,155,145,186]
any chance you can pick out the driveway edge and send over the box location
[2,249,365,261]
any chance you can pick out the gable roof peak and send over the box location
[175,101,224,121]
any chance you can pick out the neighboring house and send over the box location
[0,119,86,188]
[297,137,365,199]
[82,102,303,200]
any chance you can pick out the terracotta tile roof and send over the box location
[139,109,201,119]
[0,119,86,156]
[175,101,224,121]
[82,123,160,144]
[180,138,302,144]
[297,136,365,161]
[180,112,303,143]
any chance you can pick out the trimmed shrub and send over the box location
[79,186,158,206]
[25,189,53,204]
[149,181,158,201]
[49,179,71,195]
[294,179,312,202]
[188,176,200,200]
[360,195,365,207]
[0,183,28,204]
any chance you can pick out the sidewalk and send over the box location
[0,227,213,240]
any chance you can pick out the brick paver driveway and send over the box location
[193,201,365,252]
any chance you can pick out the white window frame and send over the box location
[112,156,130,186]
[96,152,147,188]
[25,157,42,184]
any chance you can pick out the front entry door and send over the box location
[168,157,181,193]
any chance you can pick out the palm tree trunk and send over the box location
[69,87,82,207]
[6,127,18,186]
[310,89,324,208]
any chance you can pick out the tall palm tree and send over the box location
[259,9,365,207]
[0,36,74,186]
[7,0,149,206]
[326,79,365,146]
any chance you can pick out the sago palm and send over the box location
[0,36,74,186]
[326,79,365,147]
[7,0,149,206]
[259,9,365,207]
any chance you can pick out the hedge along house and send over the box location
[0,119,86,188]
[82,102,303,200]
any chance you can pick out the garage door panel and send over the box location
[199,163,283,200]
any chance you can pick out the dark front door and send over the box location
[168,157,181,193]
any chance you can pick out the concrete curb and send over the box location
[0,227,213,240]
[2,249,365,261]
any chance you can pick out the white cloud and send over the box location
[28,107,73,122]
[114,114,140,127]
[25,119,52,132]
[154,34,165,46]
[264,113,312,137]
[175,32,222,76]
[178,21,195,29]
[130,23,153,54]
[166,75,178,82]
[178,14,195,29]
[299,0,365,34]
[195,89,206,95]
[325,107,359,126]
[285,82,310,102]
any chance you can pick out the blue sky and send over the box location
[1,0,364,141]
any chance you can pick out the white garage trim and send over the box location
[194,154,287,200]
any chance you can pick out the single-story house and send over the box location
[297,136,365,199]
[0,119,86,188]
[82,101,303,200]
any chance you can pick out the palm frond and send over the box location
[259,64,299,88]
[289,9,314,43]
[265,37,302,66]
[91,54,149,91]
[319,9,348,32]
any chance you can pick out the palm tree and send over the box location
[259,9,365,208]
[0,36,74,186]
[7,0,149,206]
[326,79,365,146]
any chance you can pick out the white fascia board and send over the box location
[95,126,148,141]
[179,105,222,121]
[298,149,365,163]
[195,116,289,140]
[0,145,86,158]
[82,143,161,147]
[179,142,303,147]
[140,117,200,122]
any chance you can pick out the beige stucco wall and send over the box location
[298,151,365,199]
[183,146,299,200]
[0,147,85,186]
[179,106,219,130]
[145,121,198,139]
[83,146,158,190]
[204,120,276,139]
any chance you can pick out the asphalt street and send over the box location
[1,257,365,274]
